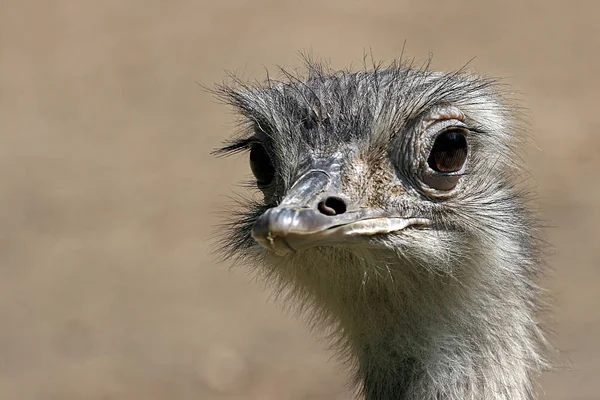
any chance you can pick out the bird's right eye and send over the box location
[421,127,469,192]
[249,143,275,188]
[427,128,468,173]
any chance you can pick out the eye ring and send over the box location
[249,143,275,188]
[421,126,469,192]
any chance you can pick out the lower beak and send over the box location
[252,206,429,255]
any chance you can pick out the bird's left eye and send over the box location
[427,128,468,173]
[249,143,275,188]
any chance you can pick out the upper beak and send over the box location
[251,158,429,255]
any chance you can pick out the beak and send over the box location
[251,158,429,255]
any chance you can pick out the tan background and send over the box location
[0,1,598,399]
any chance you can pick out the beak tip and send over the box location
[251,229,296,256]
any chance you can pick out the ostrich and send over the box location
[213,59,549,400]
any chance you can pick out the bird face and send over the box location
[248,106,470,256]
[216,63,527,276]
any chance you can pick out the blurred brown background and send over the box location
[0,1,598,399]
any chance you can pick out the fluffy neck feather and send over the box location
[269,240,547,400]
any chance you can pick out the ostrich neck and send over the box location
[320,266,543,400]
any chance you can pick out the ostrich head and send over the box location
[214,60,548,400]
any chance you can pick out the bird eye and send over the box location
[427,129,468,173]
[249,143,275,187]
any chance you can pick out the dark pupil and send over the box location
[427,129,468,173]
[249,144,275,187]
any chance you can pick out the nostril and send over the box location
[317,197,347,216]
